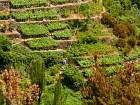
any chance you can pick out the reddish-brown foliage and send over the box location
[81,63,140,105]
[101,13,134,39]
[0,69,40,105]
[113,23,134,38]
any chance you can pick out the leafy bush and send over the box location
[77,59,94,68]
[9,45,42,69]
[28,60,46,96]
[60,8,71,18]
[63,65,85,88]
[48,64,62,76]
[69,43,114,57]
[45,73,54,85]
[83,68,93,77]
[10,0,78,9]
[53,29,71,40]
[12,9,59,21]
[0,51,11,68]
[19,23,48,37]
[47,22,68,32]
[99,55,124,65]
[41,85,82,105]
[79,2,102,17]
[0,35,11,52]
[44,9,59,19]
[0,36,12,68]
[104,66,116,76]
[26,38,58,50]
[79,34,98,44]
[37,51,65,67]
[101,13,135,38]
[131,0,140,9]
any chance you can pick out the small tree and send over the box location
[0,36,12,68]
[28,60,45,104]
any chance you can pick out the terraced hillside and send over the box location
[0,0,103,49]
[0,0,140,105]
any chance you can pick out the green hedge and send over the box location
[25,38,58,50]
[12,9,59,21]
[98,55,124,65]
[53,29,71,40]
[63,65,85,88]
[19,23,49,37]
[47,22,68,32]
[69,43,114,57]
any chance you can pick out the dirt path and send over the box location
[0,0,9,2]
[0,11,105,25]
[32,49,66,53]
[0,31,20,36]
[18,12,105,24]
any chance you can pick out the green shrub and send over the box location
[25,38,58,50]
[47,22,68,32]
[53,29,71,40]
[0,35,11,52]
[104,66,116,76]
[79,33,98,44]
[99,55,124,65]
[19,23,49,37]
[48,64,62,76]
[0,51,11,68]
[83,68,93,77]
[69,43,114,57]
[9,45,43,69]
[77,59,94,68]
[0,36,12,68]
[63,65,85,88]
[28,60,45,91]
[38,51,64,67]
[60,8,71,18]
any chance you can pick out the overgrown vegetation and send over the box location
[1,0,140,105]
